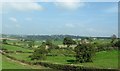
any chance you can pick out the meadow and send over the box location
[1,37,119,70]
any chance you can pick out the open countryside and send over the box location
[1,1,119,71]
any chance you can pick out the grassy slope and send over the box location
[2,55,48,69]
[2,55,30,69]
[8,53,32,62]
[1,39,118,69]
[45,50,118,69]
[7,50,118,69]
[78,50,118,69]
[1,44,33,52]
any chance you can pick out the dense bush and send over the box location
[4,50,14,53]
[96,43,113,51]
[27,40,35,48]
[63,37,76,47]
[30,45,48,60]
[93,42,115,51]
[0,48,7,51]
[16,50,23,53]
[46,40,59,50]
[74,43,95,63]
[34,61,84,70]
[114,39,120,47]
[2,39,8,44]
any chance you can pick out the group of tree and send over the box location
[29,43,48,60]
[63,37,76,47]
[111,34,117,44]
[29,39,59,60]
[63,37,95,63]
[74,40,95,63]
[2,39,8,44]
[29,34,119,63]
[27,40,35,48]
[114,39,120,47]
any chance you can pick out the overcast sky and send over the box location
[1,1,118,37]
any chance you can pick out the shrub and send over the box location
[74,43,95,63]
[16,50,23,53]
[94,42,113,51]
[63,37,76,47]
[0,48,7,51]
[33,61,92,70]
[2,39,8,44]
[30,47,48,60]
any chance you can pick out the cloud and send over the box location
[1,0,120,2]
[65,23,75,28]
[1,0,43,13]
[8,2,43,11]
[9,17,21,28]
[9,17,17,22]
[54,0,85,10]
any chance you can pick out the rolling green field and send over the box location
[2,55,48,69]
[1,39,119,69]
[2,55,30,69]
[7,50,118,69]
[1,44,33,52]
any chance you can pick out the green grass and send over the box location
[46,50,118,69]
[35,41,42,46]
[45,55,75,64]
[0,54,2,70]
[92,39,111,44]
[2,55,48,69]
[8,53,32,62]
[7,50,118,69]
[2,39,118,69]
[77,50,118,69]
[53,40,63,45]
[1,44,33,52]
[2,55,30,69]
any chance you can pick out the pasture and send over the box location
[1,38,119,70]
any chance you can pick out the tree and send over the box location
[114,39,120,47]
[74,43,95,63]
[2,39,7,44]
[111,34,117,44]
[27,40,35,48]
[45,39,59,50]
[46,39,52,46]
[63,37,76,47]
[30,45,48,60]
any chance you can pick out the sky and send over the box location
[1,1,118,37]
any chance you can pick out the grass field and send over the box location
[45,50,118,69]
[1,39,118,69]
[7,50,118,69]
[8,53,32,62]
[1,44,33,52]
[2,55,30,69]
[2,55,48,69]
[77,50,118,69]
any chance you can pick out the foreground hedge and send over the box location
[33,61,94,71]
